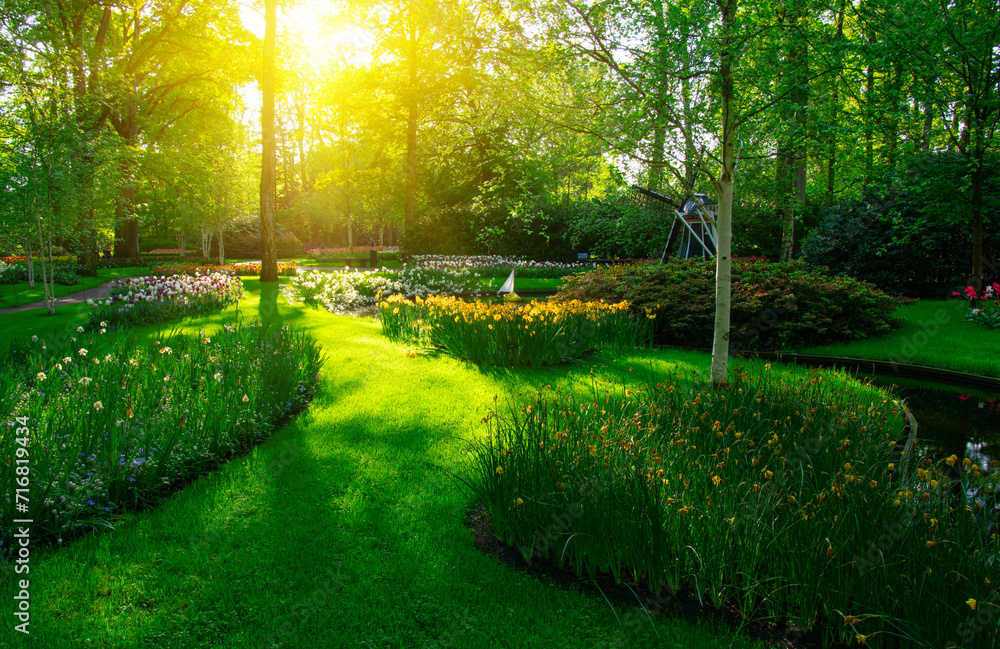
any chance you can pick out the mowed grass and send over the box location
[0,267,150,309]
[0,282,771,649]
[801,298,1000,378]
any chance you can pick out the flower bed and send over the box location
[307,246,399,263]
[955,283,1000,329]
[282,266,482,314]
[86,272,244,330]
[0,322,324,550]
[151,261,297,277]
[470,367,1000,647]
[228,261,297,276]
[378,295,650,365]
[410,255,593,278]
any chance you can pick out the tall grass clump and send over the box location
[0,321,324,552]
[379,294,651,366]
[469,367,1000,648]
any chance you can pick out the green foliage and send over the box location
[0,321,324,549]
[554,259,901,350]
[220,218,306,259]
[400,193,672,261]
[565,195,671,259]
[469,368,998,648]
[0,262,78,286]
[801,152,1000,298]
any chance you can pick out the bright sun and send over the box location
[239,0,373,70]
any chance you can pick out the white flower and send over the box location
[213,372,223,382]
[36,372,46,381]
[104,354,113,363]
[31,335,37,342]
[62,356,72,363]
[54,363,62,371]
[79,377,92,386]
[100,328,106,335]
[159,347,172,355]
[100,321,107,327]
[241,394,249,402]
[78,348,88,357]
[93,401,103,411]
[76,326,84,333]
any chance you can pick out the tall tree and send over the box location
[260,0,278,282]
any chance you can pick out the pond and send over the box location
[866,375,1000,468]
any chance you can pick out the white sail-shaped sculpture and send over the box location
[497,269,515,295]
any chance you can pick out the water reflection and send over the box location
[866,377,1000,467]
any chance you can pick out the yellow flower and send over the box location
[764,470,774,479]
[242,394,249,403]
[856,634,867,645]
[516,498,524,507]
[495,466,503,474]
[926,540,936,549]
[843,615,860,626]
[712,475,721,487]
[869,480,878,489]
[967,598,978,610]
[946,454,958,467]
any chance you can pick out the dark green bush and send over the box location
[553,258,902,350]
[801,151,1000,298]
[219,219,306,259]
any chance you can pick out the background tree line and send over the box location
[1,0,996,294]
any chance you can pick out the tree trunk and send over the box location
[404,22,418,232]
[259,0,278,282]
[864,30,876,186]
[971,150,984,290]
[711,0,737,390]
[827,0,845,203]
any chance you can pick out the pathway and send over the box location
[0,281,115,314]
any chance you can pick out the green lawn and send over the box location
[0,267,149,309]
[477,277,564,292]
[0,282,774,649]
[801,298,1000,378]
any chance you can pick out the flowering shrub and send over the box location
[410,254,593,279]
[555,259,902,350]
[954,283,1000,329]
[282,266,483,314]
[379,295,650,365]
[0,322,324,549]
[471,367,1000,648]
[86,272,244,330]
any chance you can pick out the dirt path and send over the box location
[0,281,116,314]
